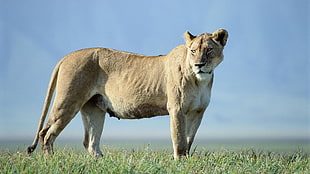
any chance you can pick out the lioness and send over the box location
[27,29,228,159]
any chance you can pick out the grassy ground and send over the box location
[0,143,309,174]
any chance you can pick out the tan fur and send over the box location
[27,29,228,159]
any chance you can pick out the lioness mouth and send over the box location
[198,70,213,74]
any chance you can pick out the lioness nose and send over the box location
[194,63,206,68]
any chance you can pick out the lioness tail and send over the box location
[27,60,62,154]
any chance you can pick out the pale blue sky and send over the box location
[0,0,309,142]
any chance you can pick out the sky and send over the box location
[0,0,309,143]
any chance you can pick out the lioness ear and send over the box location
[184,31,196,45]
[212,29,228,46]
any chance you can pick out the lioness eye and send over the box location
[191,50,196,54]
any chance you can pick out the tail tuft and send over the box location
[27,145,36,154]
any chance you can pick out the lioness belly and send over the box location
[116,103,168,119]
[107,99,168,119]
[101,89,168,119]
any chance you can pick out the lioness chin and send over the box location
[27,29,228,159]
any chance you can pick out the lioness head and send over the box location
[184,29,228,81]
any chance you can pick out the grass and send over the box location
[0,144,309,174]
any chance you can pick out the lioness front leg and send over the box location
[169,109,187,159]
[186,111,204,154]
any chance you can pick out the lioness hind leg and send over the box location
[40,103,81,155]
[81,95,106,157]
